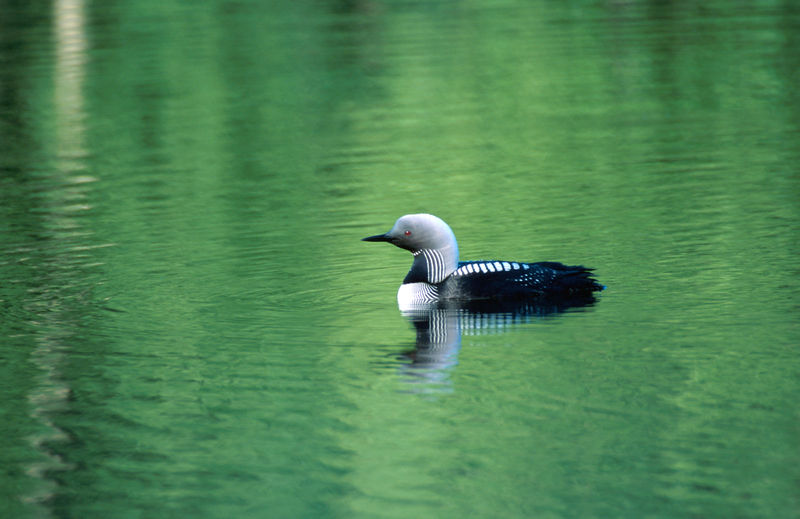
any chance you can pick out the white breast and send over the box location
[397,282,439,311]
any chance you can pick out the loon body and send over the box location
[363,214,604,309]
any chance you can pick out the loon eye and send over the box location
[404,230,412,236]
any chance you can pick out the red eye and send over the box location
[404,230,412,236]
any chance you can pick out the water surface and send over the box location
[1,1,798,518]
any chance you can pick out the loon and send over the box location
[362,214,604,309]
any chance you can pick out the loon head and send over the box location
[362,213,460,283]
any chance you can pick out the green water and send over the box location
[1,1,798,518]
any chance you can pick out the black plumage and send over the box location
[440,260,603,301]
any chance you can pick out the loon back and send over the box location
[362,214,604,308]
[443,260,603,300]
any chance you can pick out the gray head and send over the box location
[362,214,458,253]
[363,214,459,283]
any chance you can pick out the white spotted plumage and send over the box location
[453,261,534,281]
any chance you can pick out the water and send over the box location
[1,1,798,518]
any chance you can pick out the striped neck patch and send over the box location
[413,248,451,283]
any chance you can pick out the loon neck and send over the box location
[403,246,459,284]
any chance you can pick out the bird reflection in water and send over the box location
[396,295,599,392]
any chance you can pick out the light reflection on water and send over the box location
[22,0,91,511]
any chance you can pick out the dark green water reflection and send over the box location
[1,1,798,518]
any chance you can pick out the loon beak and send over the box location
[362,233,391,242]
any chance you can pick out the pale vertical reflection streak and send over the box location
[23,0,88,510]
[54,0,88,168]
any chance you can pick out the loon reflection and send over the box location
[397,295,598,389]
